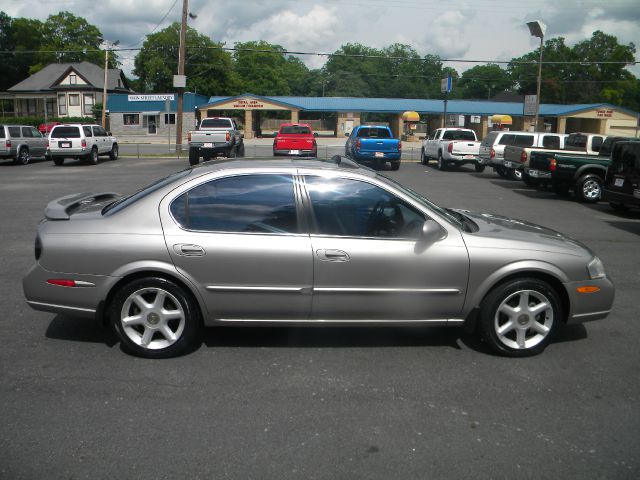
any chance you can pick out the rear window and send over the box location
[565,134,587,149]
[280,125,311,135]
[0,127,4,139]
[8,126,21,137]
[500,134,534,147]
[481,131,499,147]
[442,130,476,141]
[200,118,233,129]
[51,126,81,138]
[356,128,391,139]
[610,143,640,172]
[542,135,561,149]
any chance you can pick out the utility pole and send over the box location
[175,0,188,152]
[101,48,108,128]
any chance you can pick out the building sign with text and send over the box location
[206,97,291,111]
[596,109,613,118]
[128,94,175,102]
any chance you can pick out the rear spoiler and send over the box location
[45,192,121,220]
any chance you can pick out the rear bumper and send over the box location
[190,142,233,154]
[603,188,640,206]
[354,151,401,161]
[49,148,88,158]
[565,276,615,324]
[503,160,523,169]
[273,149,317,157]
[447,154,478,164]
[524,168,552,179]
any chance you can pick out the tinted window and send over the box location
[8,126,21,137]
[0,127,4,139]
[171,174,298,234]
[200,118,233,129]
[83,126,93,137]
[442,130,476,141]
[356,128,391,139]
[500,134,534,147]
[305,176,425,239]
[592,136,604,152]
[565,134,587,149]
[280,126,311,135]
[481,131,499,147]
[29,127,41,138]
[21,127,33,138]
[542,135,561,149]
[51,127,81,138]
[94,126,108,137]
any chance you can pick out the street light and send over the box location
[101,39,120,129]
[526,20,546,131]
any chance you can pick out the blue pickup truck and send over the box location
[345,125,402,170]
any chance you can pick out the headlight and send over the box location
[587,257,605,279]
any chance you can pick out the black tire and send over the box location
[188,148,199,166]
[237,143,245,158]
[110,276,202,359]
[552,183,570,196]
[228,146,237,158]
[506,168,522,181]
[437,152,447,171]
[109,143,119,160]
[87,147,99,165]
[420,149,427,165]
[574,174,602,203]
[16,147,30,165]
[53,156,64,166]
[495,165,507,177]
[390,161,400,171]
[478,278,561,357]
[522,173,539,187]
[609,202,630,212]
[474,163,485,173]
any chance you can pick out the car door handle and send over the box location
[173,244,205,256]
[316,249,350,262]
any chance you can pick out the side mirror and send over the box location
[107,131,112,136]
[421,219,446,243]
[314,132,318,137]
[345,132,350,137]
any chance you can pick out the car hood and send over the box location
[456,209,593,257]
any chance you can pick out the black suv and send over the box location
[603,140,640,211]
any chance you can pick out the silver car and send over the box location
[23,158,614,358]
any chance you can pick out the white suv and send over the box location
[48,124,118,166]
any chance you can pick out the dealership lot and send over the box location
[1,156,639,479]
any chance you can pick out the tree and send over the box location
[0,12,45,90]
[233,40,309,96]
[31,11,105,73]
[458,64,512,99]
[134,22,237,95]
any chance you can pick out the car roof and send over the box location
[189,157,376,177]
[279,122,312,127]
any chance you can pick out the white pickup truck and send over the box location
[187,117,244,165]
[420,128,481,171]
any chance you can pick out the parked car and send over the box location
[23,157,614,359]
[188,117,244,165]
[420,128,481,171]
[272,123,317,157]
[0,124,49,165]
[603,140,640,211]
[38,121,62,135]
[48,124,118,166]
[524,136,630,202]
[479,131,568,179]
[502,134,568,180]
[345,125,401,170]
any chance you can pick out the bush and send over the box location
[0,116,96,127]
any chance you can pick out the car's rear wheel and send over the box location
[479,278,561,357]
[87,147,99,165]
[237,143,245,157]
[188,148,199,166]
[437,152,447,171]
[609,202,630,212]
[474,163,485,173]
[109,143,119,160]
[420,149,427,165]
[495,165,507,177]
[110,277,202,358]
[574,174,602,203]
[53,157,64,166]
[506,168,522,181]
[16,147,31,165]
[522,173,539,187]
[390,161,400,171]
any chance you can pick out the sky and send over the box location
[2,0,639,78]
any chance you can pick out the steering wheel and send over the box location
[369,200,403,236]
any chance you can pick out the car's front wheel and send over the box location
[479,278,561,357]
[109,143,119,160]
[575,174,602,203]
[110,277,202,358]
[420,149,427,165]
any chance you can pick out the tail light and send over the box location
[5,140,11,148]
[398,141,402,152]
[45,140,49,149]
[549,158,557,172]
[490,148,495,159]
[448,142,454,153]
[356,139,361,150]
[81,139,87,148]
[226,132,231,142]
[520,151,527,163]
[187,132,192,142]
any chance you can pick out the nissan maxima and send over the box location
[23,157,614,358]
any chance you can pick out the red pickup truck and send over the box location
[273,123,317,157]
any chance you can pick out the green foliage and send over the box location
[134,22,237,96]
[458,64,512,100]
[0,116,95,127]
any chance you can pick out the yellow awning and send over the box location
[491,114,513,125]
[402,111,420,121]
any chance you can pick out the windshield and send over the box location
[103,168,192,215]
[357,128,391,138]
[379,173,467,230]
[280,125,311,134]
[442,130,476,141]
[51,126,81,138]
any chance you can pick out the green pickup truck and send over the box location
[524,136,634,202]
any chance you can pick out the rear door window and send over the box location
[83,126,93,137]
[8,126,21,137]
[51,127,81,138]
[21,127,33,138]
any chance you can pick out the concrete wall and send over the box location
[109,111,198,137]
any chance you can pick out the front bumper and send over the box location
[564,276,615,324]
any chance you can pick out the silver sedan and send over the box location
[23,157,614,358]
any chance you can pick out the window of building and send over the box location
[164,113,176,125]
[304,176,425,239]
[69,74,77,85]
[68,94,80,106]
[124,114,140,126]
[58,94,67,115]
[170,174,298,234]
[83,94,94,115]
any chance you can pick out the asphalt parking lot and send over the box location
[1,155,639,479]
